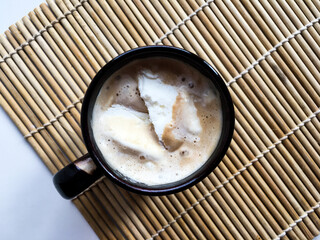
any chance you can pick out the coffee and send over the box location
[92,57,222,186]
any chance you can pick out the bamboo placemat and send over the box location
[1,0,320,239]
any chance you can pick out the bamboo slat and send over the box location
[1,1,319,239]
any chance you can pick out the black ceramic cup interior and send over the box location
[53,46,234,199]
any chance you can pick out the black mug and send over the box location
[53,46,234,199]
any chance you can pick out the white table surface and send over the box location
[0,0,98,239]
[0,1,319,240]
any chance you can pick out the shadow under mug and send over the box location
[53,46,235,199]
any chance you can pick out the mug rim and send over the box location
[81,45,234,195]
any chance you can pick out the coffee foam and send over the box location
[138,70,178,143]
[97,104,165,160]
[92,57,222,186]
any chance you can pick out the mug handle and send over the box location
[53,154,103,199]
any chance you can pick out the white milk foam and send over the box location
[92,57,222,186]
